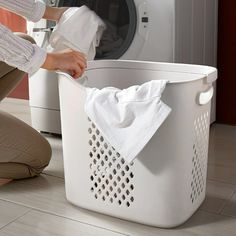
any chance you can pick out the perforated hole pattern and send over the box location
[88,118,135,207]
[190,112,209,203]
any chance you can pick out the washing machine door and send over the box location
[58,0,137,59]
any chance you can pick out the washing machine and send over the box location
[28,0,218,134]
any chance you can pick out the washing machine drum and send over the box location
[58,0,137,59]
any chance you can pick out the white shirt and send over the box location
[0,0,46,74]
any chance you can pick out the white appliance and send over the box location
[28,0,218,134]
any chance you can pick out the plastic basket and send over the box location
[58,60,217,228]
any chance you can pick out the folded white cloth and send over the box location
[85,80,171,163]
[49,6,106,59]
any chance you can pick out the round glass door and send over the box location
[58,0,137,59]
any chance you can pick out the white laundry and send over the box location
[85,80,171,163]
[49,6,106,60]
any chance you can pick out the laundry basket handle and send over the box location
[57,71,86,91]
[198,86,214,105]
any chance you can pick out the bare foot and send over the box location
[0,179,12,186]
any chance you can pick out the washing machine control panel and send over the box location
[138,2,149,38]
[141,17,149,23]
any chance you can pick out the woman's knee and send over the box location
[16,131,52,174]
[25,137,52,177]
[33,135,52,169]
[0,162,38,179]
[0,111,52,179]
[0,137,51,179]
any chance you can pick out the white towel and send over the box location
[49,6,106,59]
[85,80,171,163]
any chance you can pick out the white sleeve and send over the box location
[0,0,46,22]
[0,24,47,74]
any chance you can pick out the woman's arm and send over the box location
[0,24,47,74]
[43,6,68,22]
[0,24,86,77]
[0,0,86,77]
[0,0,68,23]
[0,0,46,23]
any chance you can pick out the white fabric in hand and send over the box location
[49,6,106,60]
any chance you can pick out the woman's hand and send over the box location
[42,49,87,78]
[41,6,87,78]
[43,6,69,22]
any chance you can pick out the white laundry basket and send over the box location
[58,60,217,228]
